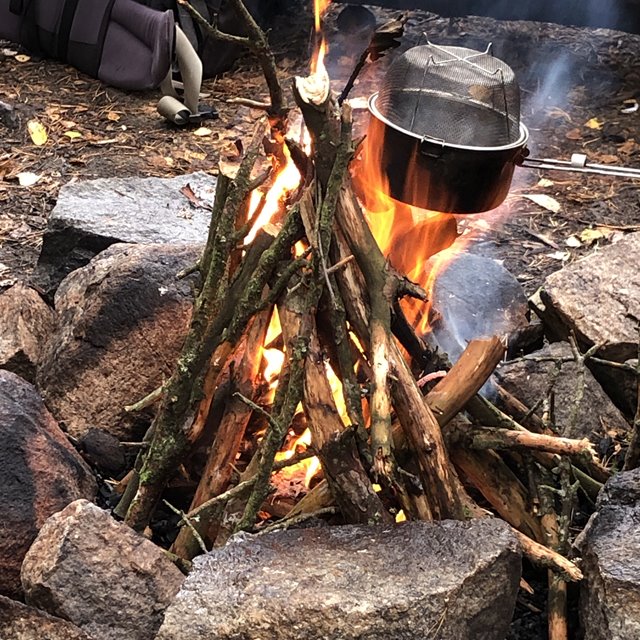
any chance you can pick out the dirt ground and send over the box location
[1,5,639,638]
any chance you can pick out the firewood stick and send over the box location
[171,309,271,559]
[514,530,583,582]
[425,337,506,426]
[280,281,390,524]
[466,393,609,489]
[463,427,597,457]
[285,479,334,518]
[452,447,543,541]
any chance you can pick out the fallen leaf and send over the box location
[547,250,569,261]
[598,154,619,164]
[536,178,554,188]
[617,139,638,155]
[64,130,83,139]
[106,111,121,122]
[579,227,615,245]
[522,194,561,213]
[15,54,31,63]
[585,117,604,130]
[16,172,41,187]
[565,128,583,140]
[27,119,48,146]
[193,127,212,137]
[565,235,582,248]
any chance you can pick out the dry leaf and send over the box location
[536,178,554,188]
[585,117,604,130]
[27,119,48,146]
[578,227,616,245]
[15,54,31,63]
[617,139,638,155]
[193,127,212,137]
[106,111,121,122]
[522,194,561,213]
[16,172,41,187]
[547,250,569,261]
[565,128,583,140]
[64,131,82,139]
[565,235,582,248]
[598,154,619,164]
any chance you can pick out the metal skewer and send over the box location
[520,153,640,179]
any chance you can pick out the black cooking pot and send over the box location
[367,92,530,214]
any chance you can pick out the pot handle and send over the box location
[419,136,446,159]
[520,153,640,179]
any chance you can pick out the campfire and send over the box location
[112,2,614,637]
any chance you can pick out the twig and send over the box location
[163,500,207,554]
[124,384,164,413]
[464,427,596,457]
[257,506,339,535]
[226,97,272,111]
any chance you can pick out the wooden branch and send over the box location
[452,447,543,541]
[464,427,597,457]
[425,337,506,427]
[280,277,390,524]
[514,530,583,582]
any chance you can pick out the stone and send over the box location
[495,341,629,441]
[427,251,528,364]
[78,428,127,477]
[35,172,215,294]
[37,243,200,441]
[0,283,56,382]
[157,519,521,640]
[539,232,640,362]
[577,468,640,640]
[0,370,96,599]
[21,499,184,640]
[0,594,92,640]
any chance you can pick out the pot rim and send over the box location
[368,92,530,153]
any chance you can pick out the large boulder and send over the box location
[539,232,640,362]
[578,468,640,640]
[495,341,629,441]
[0,595,92,640]
[21,499,184,640]
[0,283,56,382]
[37,243,200,441]
[0,371,96,599]
[35,172,216,294]
[157,519,521,640]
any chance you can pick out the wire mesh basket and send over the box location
[375,42,521,148]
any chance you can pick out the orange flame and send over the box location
[311,0,330,74]
[356,122,463,335]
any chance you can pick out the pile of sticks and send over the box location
[113,2,613,637]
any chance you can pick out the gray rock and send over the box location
[0,594,92,640]
[539,233,640,362]
[157,519,521,640]
[427,252,528,364]
[578,468,640,640]
[0,283,56,382]
[36,172,215,294]
[0,371,96,599]
[37,243,200,441]
[21,499,184,640]
[495,341,629,441]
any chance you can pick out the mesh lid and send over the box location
[375,43,521,148]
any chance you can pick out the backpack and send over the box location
[0,0,264,123]
[131,0,263,78]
